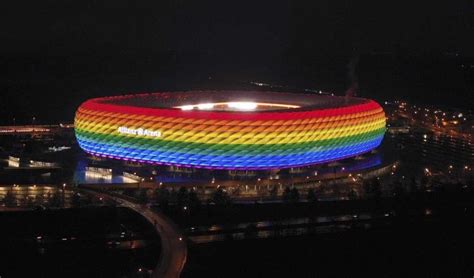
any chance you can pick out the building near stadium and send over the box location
[74,91,386,170]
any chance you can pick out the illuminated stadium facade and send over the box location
[74,91,386,170]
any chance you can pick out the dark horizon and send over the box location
[1,52,472,125]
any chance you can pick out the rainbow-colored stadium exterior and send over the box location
[74,91,386,170]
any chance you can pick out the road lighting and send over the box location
[424,168,431,176]
[61,183,66,207]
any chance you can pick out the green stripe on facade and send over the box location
[76,127,385,156]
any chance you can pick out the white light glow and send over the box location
[197,103,215,110]
[180,105,194,111]
[227,102,258,110]
[174,102,300,111]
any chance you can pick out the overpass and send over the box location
[79,186,187,278]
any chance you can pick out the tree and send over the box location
[371,179,382,201]
[137,189,149,204]
[83,194,93,206]
[49,191,62,207]
[4,190,16,207]
[269,185,278,200]
[169,188,178,205]
[123,188,135,197]
[177,187,189,207]
[363,178,381,201]
[362,179,370,198]
[408,177,418,194]
[307,188,317,202]
[392,181,405,199]
[244,224,258,239]
[36,193,45,206]
[46,192,52,204]
[26,196,36,207]
[212,187,231,206]
[232,186,241,197]
[282,187,291,203]
[72,192,81,207]
[420,175,429,193]
[156,188,170,209]
[152,187,160,201]
[348,188,358,200]
[188,190,201,210]
[290,188,300,202]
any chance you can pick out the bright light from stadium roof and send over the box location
[197,103,215,110]
[227,102,258,110]
[175,101,300,111]
[180,105,194,111]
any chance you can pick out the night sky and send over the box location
[1,1,473,123]
[0,0,474,56]
[1,1,472,55]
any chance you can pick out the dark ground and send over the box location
[183,216,472,278]
[175,190,474,277]
[0,207,161,277]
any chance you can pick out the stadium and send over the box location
[74,91,386,170]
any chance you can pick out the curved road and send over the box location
[79,188,187,278]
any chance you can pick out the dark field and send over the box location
[0,207,161,277]
[183,211,473,278]
[173,189,474,277]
